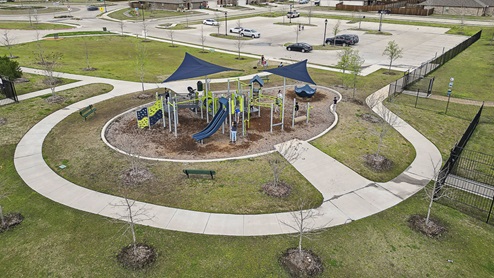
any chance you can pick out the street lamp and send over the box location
[323,19,328,46]
[103,0,107,13]
[378,10,384,32]
[224,12,228,36]
[289,5,293,24]
[141,3,145,22]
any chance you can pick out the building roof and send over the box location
[419,0,494,7]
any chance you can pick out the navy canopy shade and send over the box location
[263,59,316,85]
[163,52,240,83]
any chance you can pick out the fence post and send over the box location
[415,88,420,108]
[487,195,494,223]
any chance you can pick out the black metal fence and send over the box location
[437,104,483,186]
[435,104,494,223]
[0,76,18,104]
[388,30,482,99]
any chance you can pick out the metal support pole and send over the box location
[378,12,383,32]
[270,103,273,133]
[415,89,420,108]
[292,98,296,128]
[282,78,286,131]
[168,101,172,132]
[487,195,494,223]
[289,5,293,24]
[323,19,328,45]
[225,12,228,36]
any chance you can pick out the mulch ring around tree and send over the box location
[117,243,157,270]
[408,214,447,239]
[262,181,292,198]
[0,212,24,233]
[279,248,324,277]
[364,153,393,172]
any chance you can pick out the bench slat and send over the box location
[183,169,216,179]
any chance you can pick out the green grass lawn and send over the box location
[14,73,78,96]
[107,8,203,21]
[0,36,260,83]
[0,21,74,30]
[2,20,494,275]
[407,28,494,101]
[2,140,494,276]
[42,89,323,214]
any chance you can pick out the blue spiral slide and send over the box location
[192,97,229,142]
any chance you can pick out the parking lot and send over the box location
[169,16,468,74]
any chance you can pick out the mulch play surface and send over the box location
[106,87,337,160]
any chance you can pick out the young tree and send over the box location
[119,20,125,36]
[337,47,352,75]
[114,130,156,269]
[2,31,16,58]
[135,42,147,93]
[270,140,307,188]
[366,94,400,170]
[348,49,365,99]
[83,40,93,71]
[331,20,341,46]
[424,162,450,226]
[234,33,244,60]
[279,199,326,277]
[200,25,206,52]
[168,29,176,47]
[383,40,403,73]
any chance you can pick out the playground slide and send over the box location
[192,98,229,142]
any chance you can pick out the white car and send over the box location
[203,19,219,26]
[240,28,260,38]
[229,26,244,33]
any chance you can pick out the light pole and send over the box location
[323,19,328,46]
[103,0,107,13]
[289,5,293,24]
[141,3,145,22]
[378,11,383,32]
[224,12,228,36]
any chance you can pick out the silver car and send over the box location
[240,28,260,38]
[229,26,244,33]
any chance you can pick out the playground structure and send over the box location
[294,84,317,98]
[135,75,317,143]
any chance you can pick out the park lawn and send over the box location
[0,7,67,15]
[42,89,323,214]
[14,73,79,96]
[0,36,260,83]
[312,69,416,182]
[385,94,494,159]
[408,28,494,101]
[0,84,113,146]
[2,140,494,277]
[107,8,203,21]
[0,21,74,30]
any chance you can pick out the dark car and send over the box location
[325,35,355,46]
[87,5,99,11]
[286,42,312,53]
[341,34,359,44]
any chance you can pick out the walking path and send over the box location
[12,69,441,236]
[402,90,494,107]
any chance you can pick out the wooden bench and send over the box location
[183,169,216,179]
[260,75,270,83]
[79,105,96,121]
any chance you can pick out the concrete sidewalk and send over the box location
[13,71,441,236]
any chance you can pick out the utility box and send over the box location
[197,81,203,92]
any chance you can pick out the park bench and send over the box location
[79,105,96,121]
[183,169,216,179]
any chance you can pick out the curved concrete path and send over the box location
[14,69,441,236]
